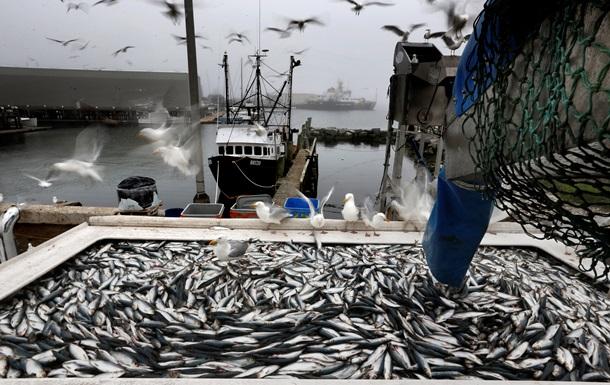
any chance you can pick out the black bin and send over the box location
[117,176,158,209]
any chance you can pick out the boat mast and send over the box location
[223,52,230,119]
[287,56,299,135]
[255,52,262,123]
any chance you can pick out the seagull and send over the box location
[46,37,80,47]
[423,28,445,42]
[253,122,267,137]
[93,0,119,5]
[290,48,309,56]
[361,196,387,235]
[48,126,107,183]
[209,237,249,261]
[381,23,427,42]
[77,41,90,50]
[66,2,89,13]
[112,46,134,56]
[265,27,292,39]
[287,17,325,32]
[296,187,334,229]
[391,165,434,229]
[226,32,250,44]
[341,193,360,230]
[153,144,199,176]
[441,33,470,54]
[340,0,394,15]
[253,201,291,225]
[172,34,205,45]
[0,193,3,203]
[199,45,213,51]
[149,0,183,24]
[24,174,55,188]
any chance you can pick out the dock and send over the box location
[273,138,318,204]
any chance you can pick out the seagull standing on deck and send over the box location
[341,193,360,231]
[209,237,249,261]
[296,187,334,229]
[362,196,387,235]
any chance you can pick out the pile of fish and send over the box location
[0,240,609,380]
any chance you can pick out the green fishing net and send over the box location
[461,0,610,277]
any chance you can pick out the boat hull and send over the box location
[294,101,376,111]
[208,156,282,198]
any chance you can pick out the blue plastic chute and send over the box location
[423,169,494,287]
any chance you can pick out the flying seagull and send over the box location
[93,0,119,5]
[46,37,80,46]
[341,0,394,15]
[24,174,55,188]
[226,32,250,45]
[381,23,426,41]
[287,17,325,32]
[265,27,292,39]
[112,46,134,56]
[172,34,205,45]
[66,2,89,13]
[424,28,446,42]
[148,0,183,25]
[47,126,108,183]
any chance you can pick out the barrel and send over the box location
[117,176,158,210]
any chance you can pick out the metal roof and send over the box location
[215,126,279,145]
[0,67,191,110]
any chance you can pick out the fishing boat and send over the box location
[208,51,300,200]
[294,80,376,111]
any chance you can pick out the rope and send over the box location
[232,159,277,189]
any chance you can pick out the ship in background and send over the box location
[294,81,376,111]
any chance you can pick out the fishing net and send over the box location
[460,0,610,277]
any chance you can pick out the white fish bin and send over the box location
[0,216,608,384]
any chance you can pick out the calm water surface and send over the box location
[0,109,389,217]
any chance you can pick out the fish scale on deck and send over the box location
[0,240,609,380]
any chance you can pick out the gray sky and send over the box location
[0,0,482,99]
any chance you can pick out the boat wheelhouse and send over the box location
[208,51,299,201]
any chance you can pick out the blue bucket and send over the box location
[284,197,320,218]
[165,208,183,217]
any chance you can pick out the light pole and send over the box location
[184,0,209,203]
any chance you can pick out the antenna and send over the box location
[258,0,262,52]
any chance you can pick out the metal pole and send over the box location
[287,56,295,136]
[392,124,407,185]
[184,0,208,202]
[223,53,230,118]
[378,118,394,212]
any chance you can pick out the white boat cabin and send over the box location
[215,125,285,160]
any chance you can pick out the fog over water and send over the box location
[0,0,480,213]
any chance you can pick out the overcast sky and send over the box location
[0,0,482,99]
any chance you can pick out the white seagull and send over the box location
[48,126,107,183]
[253,201,291,225]
[361,196,387,235]
[341,193,360,230]
[296,187,334,229]
[24,174,55,188]
[209,237,249,261]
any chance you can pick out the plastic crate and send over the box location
[181,203,224,218]
[230,194,273,219]
[284,197,319,218]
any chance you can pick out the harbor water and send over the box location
[0,109,391,217]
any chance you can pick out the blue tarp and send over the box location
[423,169,494,287]
[453,0,557,116]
